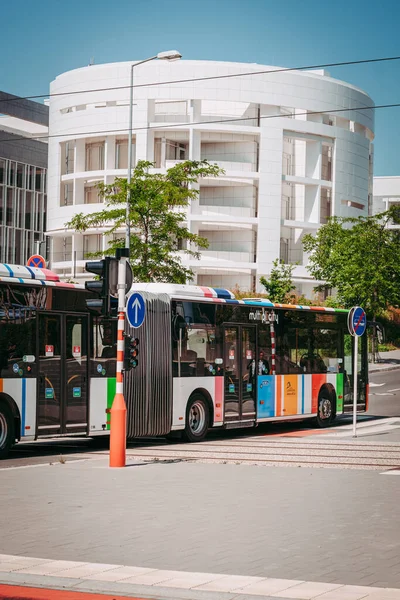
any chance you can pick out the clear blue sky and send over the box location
[1,0,399,175]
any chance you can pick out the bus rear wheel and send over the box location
[183,394,209,442]
[316,390,335,428]
[0,402,14,459]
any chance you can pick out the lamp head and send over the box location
[157,50,182,61]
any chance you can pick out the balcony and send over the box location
[195,205,257,220]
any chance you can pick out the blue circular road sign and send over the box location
[349,306,367,337]
[126,293,146,328]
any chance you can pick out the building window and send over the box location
[62,237,72,261]
[320,188,332,224]
[282,193,294,220]
[8,161,16,187]
[85,142,105,171]
[280,238,289,264]
[166,141,188,161]
[321,145,332,181]
[35,167,45,192]
[0,159,5,184]
[115,139,135,169]
[282,152,293,176]
[27,166,35,191]
[16,163,25,188]
[6,188,14,227]
[84,234,102,258]
[84,186,100,204]
[61,182,73,206]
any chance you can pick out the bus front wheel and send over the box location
[0,402,14,459]
[316,390,335,428]
[183,394,210,442]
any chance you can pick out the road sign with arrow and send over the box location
[126,292,146,328]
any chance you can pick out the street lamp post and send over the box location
[125,50,182,253]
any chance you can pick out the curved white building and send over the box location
[47,59,374,294]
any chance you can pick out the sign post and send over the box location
[109,248,130,468]
[348,306,367,438]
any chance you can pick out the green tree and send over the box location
[67,160,223,283]
[302,206,400,358]
[260,259,296,303]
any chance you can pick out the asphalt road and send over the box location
[368,368,400,416]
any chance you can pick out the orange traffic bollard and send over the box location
[109,392,127,467]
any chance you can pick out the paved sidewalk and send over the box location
[0,459,399,590]
[369,349,400,373]
[1,555,400,600]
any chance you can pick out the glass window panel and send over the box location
[6,227,14,263]
[83,234,102,257]
[61,182,73,206]
[25,192,32,229]
[27,166,34,190]
[26,230,32,259]
[0,186,3,224]
[0,310,36,378]
[42,195,47,233]
[91,318,116,377]
[16,163,25,188]
[8,161,16,186]
[34,193,41,230]
[0,159,5,184]
[6,188,13,226]
[35,167,44,191]
[17,189,24,228]
[85,142,105,171]
[15,230,22,264]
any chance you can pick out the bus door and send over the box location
[37,313,89,436]
[343,331,368,413]
[65,315,88,433]
[223,325,256,422]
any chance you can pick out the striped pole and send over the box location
[270,322,276,375]
[109,255,127,467]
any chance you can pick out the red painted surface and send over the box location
[0,584,147,600]
[276,375,282,416]
[199,286,213,297]
[215,376,224,421]
[311,374,327,413]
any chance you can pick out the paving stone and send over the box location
[0,461,399,587]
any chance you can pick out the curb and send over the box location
[369,364,400,374]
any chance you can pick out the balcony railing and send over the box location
[197,205,256,219]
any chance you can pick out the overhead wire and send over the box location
[0,54,399,104]
[0,102,393,146]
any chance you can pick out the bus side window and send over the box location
[91,318,116,377]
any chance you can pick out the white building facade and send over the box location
[47,60,374,293]
[373,176,400,218]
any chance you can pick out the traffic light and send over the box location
[123,335,139,371]
[84,257,118,316]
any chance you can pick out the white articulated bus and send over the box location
[0,267,368,458]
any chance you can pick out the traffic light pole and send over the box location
[109,251,129,467]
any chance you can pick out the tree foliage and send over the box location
[260,259,296,303]
[302,206,400,319]
[67,160,223,283]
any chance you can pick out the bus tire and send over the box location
[316,388,335,428]
[0,402,14,459]
[183,394,210,443]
